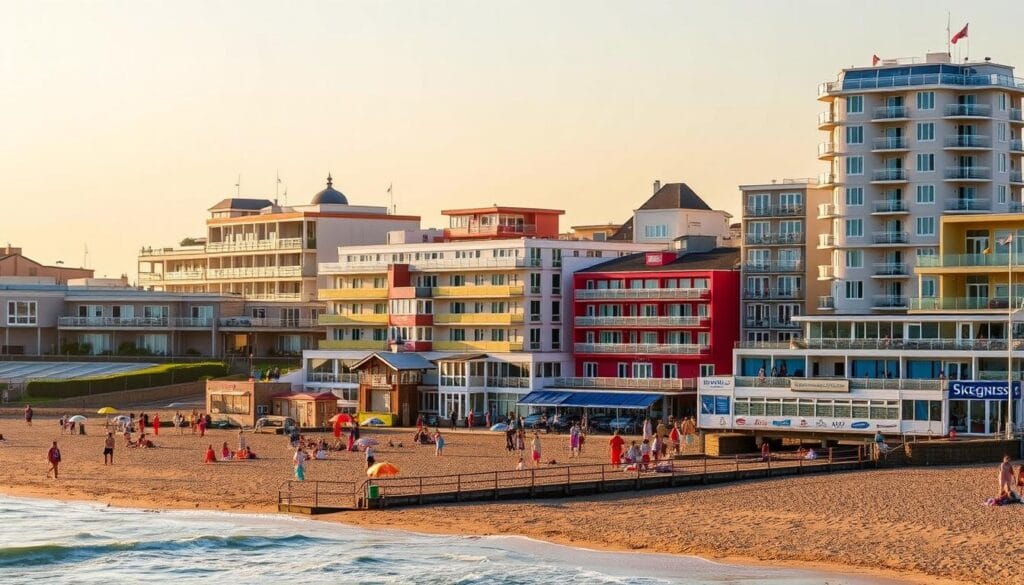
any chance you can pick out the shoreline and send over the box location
[0,484,953,585]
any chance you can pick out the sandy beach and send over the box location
[0,409,1019,585]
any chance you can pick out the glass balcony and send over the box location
[744,233,805,245]
[873,262,910,276]
[871,169,908,182]
[872,231,909,244]
[1011,139,1024,152]
[944,198,991,212]
[553,377,693,391]
[1012,171,1023,184]
[742,204,805,217]
[944,167,991,180]
[742,261,804,273]
[817,203,838,218]
[573,343,710,355]
[817,295,835,309]
[909,296,1014,310]
[818,265,835,279]
[915,253,1022,269]
[871,295,909,309]
[818,233,835,248]
[872,106,908,120]
[943,134,991,149]
[873,199,909,213]
[1012,108,1024,123]
[817,142,837,158]
[944,103,992,118]
[872,136,908,150]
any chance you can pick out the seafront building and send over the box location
[136,177,421,356]
[0,245,93,284]
[703,53,1024,442]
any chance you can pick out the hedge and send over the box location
[25,362,229,399]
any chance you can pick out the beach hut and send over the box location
[271,392,338,429]
[206,380,289,428]
[350,352,435,427]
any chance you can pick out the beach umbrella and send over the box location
[112,415,131,424]
[97,407,119,415]
[329,413,353,424]
[68,415,87,423]
[355,437,379,448]
[363,417,386,426]
[366,462,400,478]
[490,423,509,432]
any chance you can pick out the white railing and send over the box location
[552,377,693,391]
[205,238,304,253]
[218,317,320,328]
[574,316,707,327]
[57,316,213,328]
[574,288,709,300]
[206,266,306,279]
[306,372,359,384]
[573,343,710,355]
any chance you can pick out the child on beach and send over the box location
[569,424,581,458]
[204,445,216,464]
[531,432,542,467]
[46,441,60,478]
[103,433,115,465]
[293,446,307,481]
[640,439,651,471]
[221,442,232,460]
[434,431,446,456]
[365,445,376,468]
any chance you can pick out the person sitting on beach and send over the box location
[624,441,640,465]
[640,439,652,471]
[314,448,329,460]
[124,433,138,448]
[204,445,216,464]
[805,448,818,460]
[221,442,233,460]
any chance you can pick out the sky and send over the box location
[2,0,1022,278]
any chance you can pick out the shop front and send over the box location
[947,380,1021,436]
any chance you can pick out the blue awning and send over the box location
[517,391,662,409]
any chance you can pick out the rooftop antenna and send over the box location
[275,171,282,205]
[83,243,89,268]
[387,182,394,214]
[235,174,241,197]
[282,185,288,206]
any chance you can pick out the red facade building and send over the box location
[570,247,740,415]
[441,206,564,241]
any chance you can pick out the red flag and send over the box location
[951,24,968,44]
[872,54,880,66]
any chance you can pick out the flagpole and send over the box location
[947,12,951,57]
[1009,237,1016,440]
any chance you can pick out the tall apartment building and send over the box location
[739,180,830,342]
[816,53,1024,314]
[137,176,421,355]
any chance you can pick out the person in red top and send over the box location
[333,417,342,440]
[669,424,681,455]
[467,411,475,429]
[197,416,207,438]
[609,430,625,465]
[24,405,33,426]
[46,441,61,478]
[761,441,771,462]
[203,444,216,464]
[152,414,160,436]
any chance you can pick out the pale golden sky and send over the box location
[2,0,1020,278]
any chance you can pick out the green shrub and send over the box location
[25,362,228,399]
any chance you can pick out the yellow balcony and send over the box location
[317,340,389,350]
[318,313,389,325]
[432,285,524,298]
[433,340,524,352]
[433,313,524,325]
[319,288,389,300]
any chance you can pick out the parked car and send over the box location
[608,416,637,433]
[522,413,546,428]
[254,416,297,434]
[588,415,613,432]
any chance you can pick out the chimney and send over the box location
[653,180,661,194]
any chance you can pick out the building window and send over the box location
[846,156,864,175]
[921,277,937,298]
[845,281,864,299]
[998,122,1008,142]
[999,153,1007,173]
[551,301,561,322]
[632,362,653,378]
[699,364,715,377]
[7,301,37,325]
[845,250,863,268]
[846,126,863,144]
[916,153,935,172]
[643,225,668,238]
[1000,92,1009,111]
[916,91,934,110]
[846,95,863,114]
[916,184,935,204]
[663,363,678,378]
[529,300,541,322]
[529,328,541,350]
[617,363,628,377]
[916,216,936,236]
[583,362,597,377]
[916,122,934,142]
[845,218,864,238]
[845,187,864,206]
[998,185,1008,204]
[551,328,561,350]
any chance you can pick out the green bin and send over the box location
[368,485,380,499]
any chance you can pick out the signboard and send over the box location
[699,377,735,392]
[696,413,899,434]
[789,379,849,393]
[700,395,732,415]
[948,381,1022,400]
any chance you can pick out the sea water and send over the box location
[0,495,894,584]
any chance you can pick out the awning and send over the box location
[517,391,661,409]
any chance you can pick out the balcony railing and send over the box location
[573,343,709,355]
[318,340,389,350]
[432,340,524,352]
[817,203,837,218]
[574,288,709,300]
[944,166,991,180]
[205,238,304,253]
[944,198,991,212]
[944,103,992,117]
[138,245,205,257]
[57,316,212,328]
[871,295,909,308]
[574,315,708,327]
[444,224,537,238]
[909,296,1012,311]
[872,262,909,276]
[872,231,909,244]
[306,372,359,384]
[731,375,943,391]
[552,377,693,391]
[740,338,1024,354]
[873,199,909,213]
[1012,139,1024,152]
[324,256,542,274]
[743,204,805,217]
[433,313,524,325]
[1012,108,1024,122]
[820,72,1024,95]
[872,136,908,150]
[432,285,524,298]
[944,134,991,148]
[206,266,305,279]
[871,168,908,182]
[744,233,805,245]
[818,295,835,309]
[818,265,835,279]
[872,105,908,120]
[318,313,389,325]
[743,319,801,329]
[818,172,838,185]
[742,262,803,273]
[916,253,1022,269]
[818,233,835,248]
[217,317,320,328]
[817,110,838,127]
[742,289,802,300]
[817,142,837,157]
[1012,171,1023,184]
[319,288,389,300]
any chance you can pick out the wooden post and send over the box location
[766,454,771,477]
[530,469,536,496]
[735,455,740,480]
[314,481,319,508]
[418,477,423,506]
[456,474,461,501]
[703,455,708,484]
[829,447,834,472]
[495,471,499,500]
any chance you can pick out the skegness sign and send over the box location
[948,381,1022,400]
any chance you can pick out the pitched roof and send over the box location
[609,183,712,241]
[351,352,435,371]
[207,198,274,211]
[578,247,740,273]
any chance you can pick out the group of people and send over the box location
[606,417,699,469]
[994,454,1024,505]
[204,430,256,463]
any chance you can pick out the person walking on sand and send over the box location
[189,411,197,434]
[998,455,1016,498]
[530,432,542,467]
[46,441,61,478]
[569,423,581,458]
[174,411,184,435]
[514,429,525,457]
[434,430,446,456]
[293,446,307,481]
[103,432,115,465]
[197,415,207,438]
[642,417,653,442]
[609,429,625,465]
[669,423,681,455]
[152,413,160,436]
[24,405,33,426]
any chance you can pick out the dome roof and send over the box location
[311,174,348,205]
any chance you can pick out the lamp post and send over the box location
[1007,235,1019,440]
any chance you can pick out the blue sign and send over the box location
[700,396,715,414]
[771,419,792,427]
[714,396,731,415]
[850,421,871,430]
[948,381,1023,400]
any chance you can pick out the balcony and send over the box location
[871,168,908,183]
[742,261,803,273]
[552,377,693,391]
[872,231,909,245]
[872,136,909,151]
[817,110,839,129]
[574,288,709,300]
[573,343,710,355]
[444,224,536,239]
[818,265,835,280]
[206,266,305,280]
[218,317,320,329]
[743,204,805,218]
[944,166,991,181]
[138,245,205,258]
[817,295,835,310]
[317,340,389,350]
[574,315,708,328]
[818,172,838,186]
[872,199,909,214]
[306,372,360,384]
[433,285,524,298]
[205,238,304,254]
[1012,171,1024,185]
[872,106,909,121]
[1011,139,1024,153]
[57,316,212,329]
[318,314,389,325]
[910,296,1012,311]
[817,142,837,159]
[944,198,991,212]
[744,233,805,246]
[432,340,524,352]
[872,262,910,277]
[1012,108,1024,124]
[319,287,389,300]
[434,312,524,325]
[742,289,802,300]
[822,71,1024,94]
[817,233,835,249]
[743,318,801,329]
[943,134,991,149]
[871,295,909,309]
[916,253,1024,270]
[817,203,838,219]
[944,103,992,118]
[325,256,541,274]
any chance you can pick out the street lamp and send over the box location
[1006,234,1020,440]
